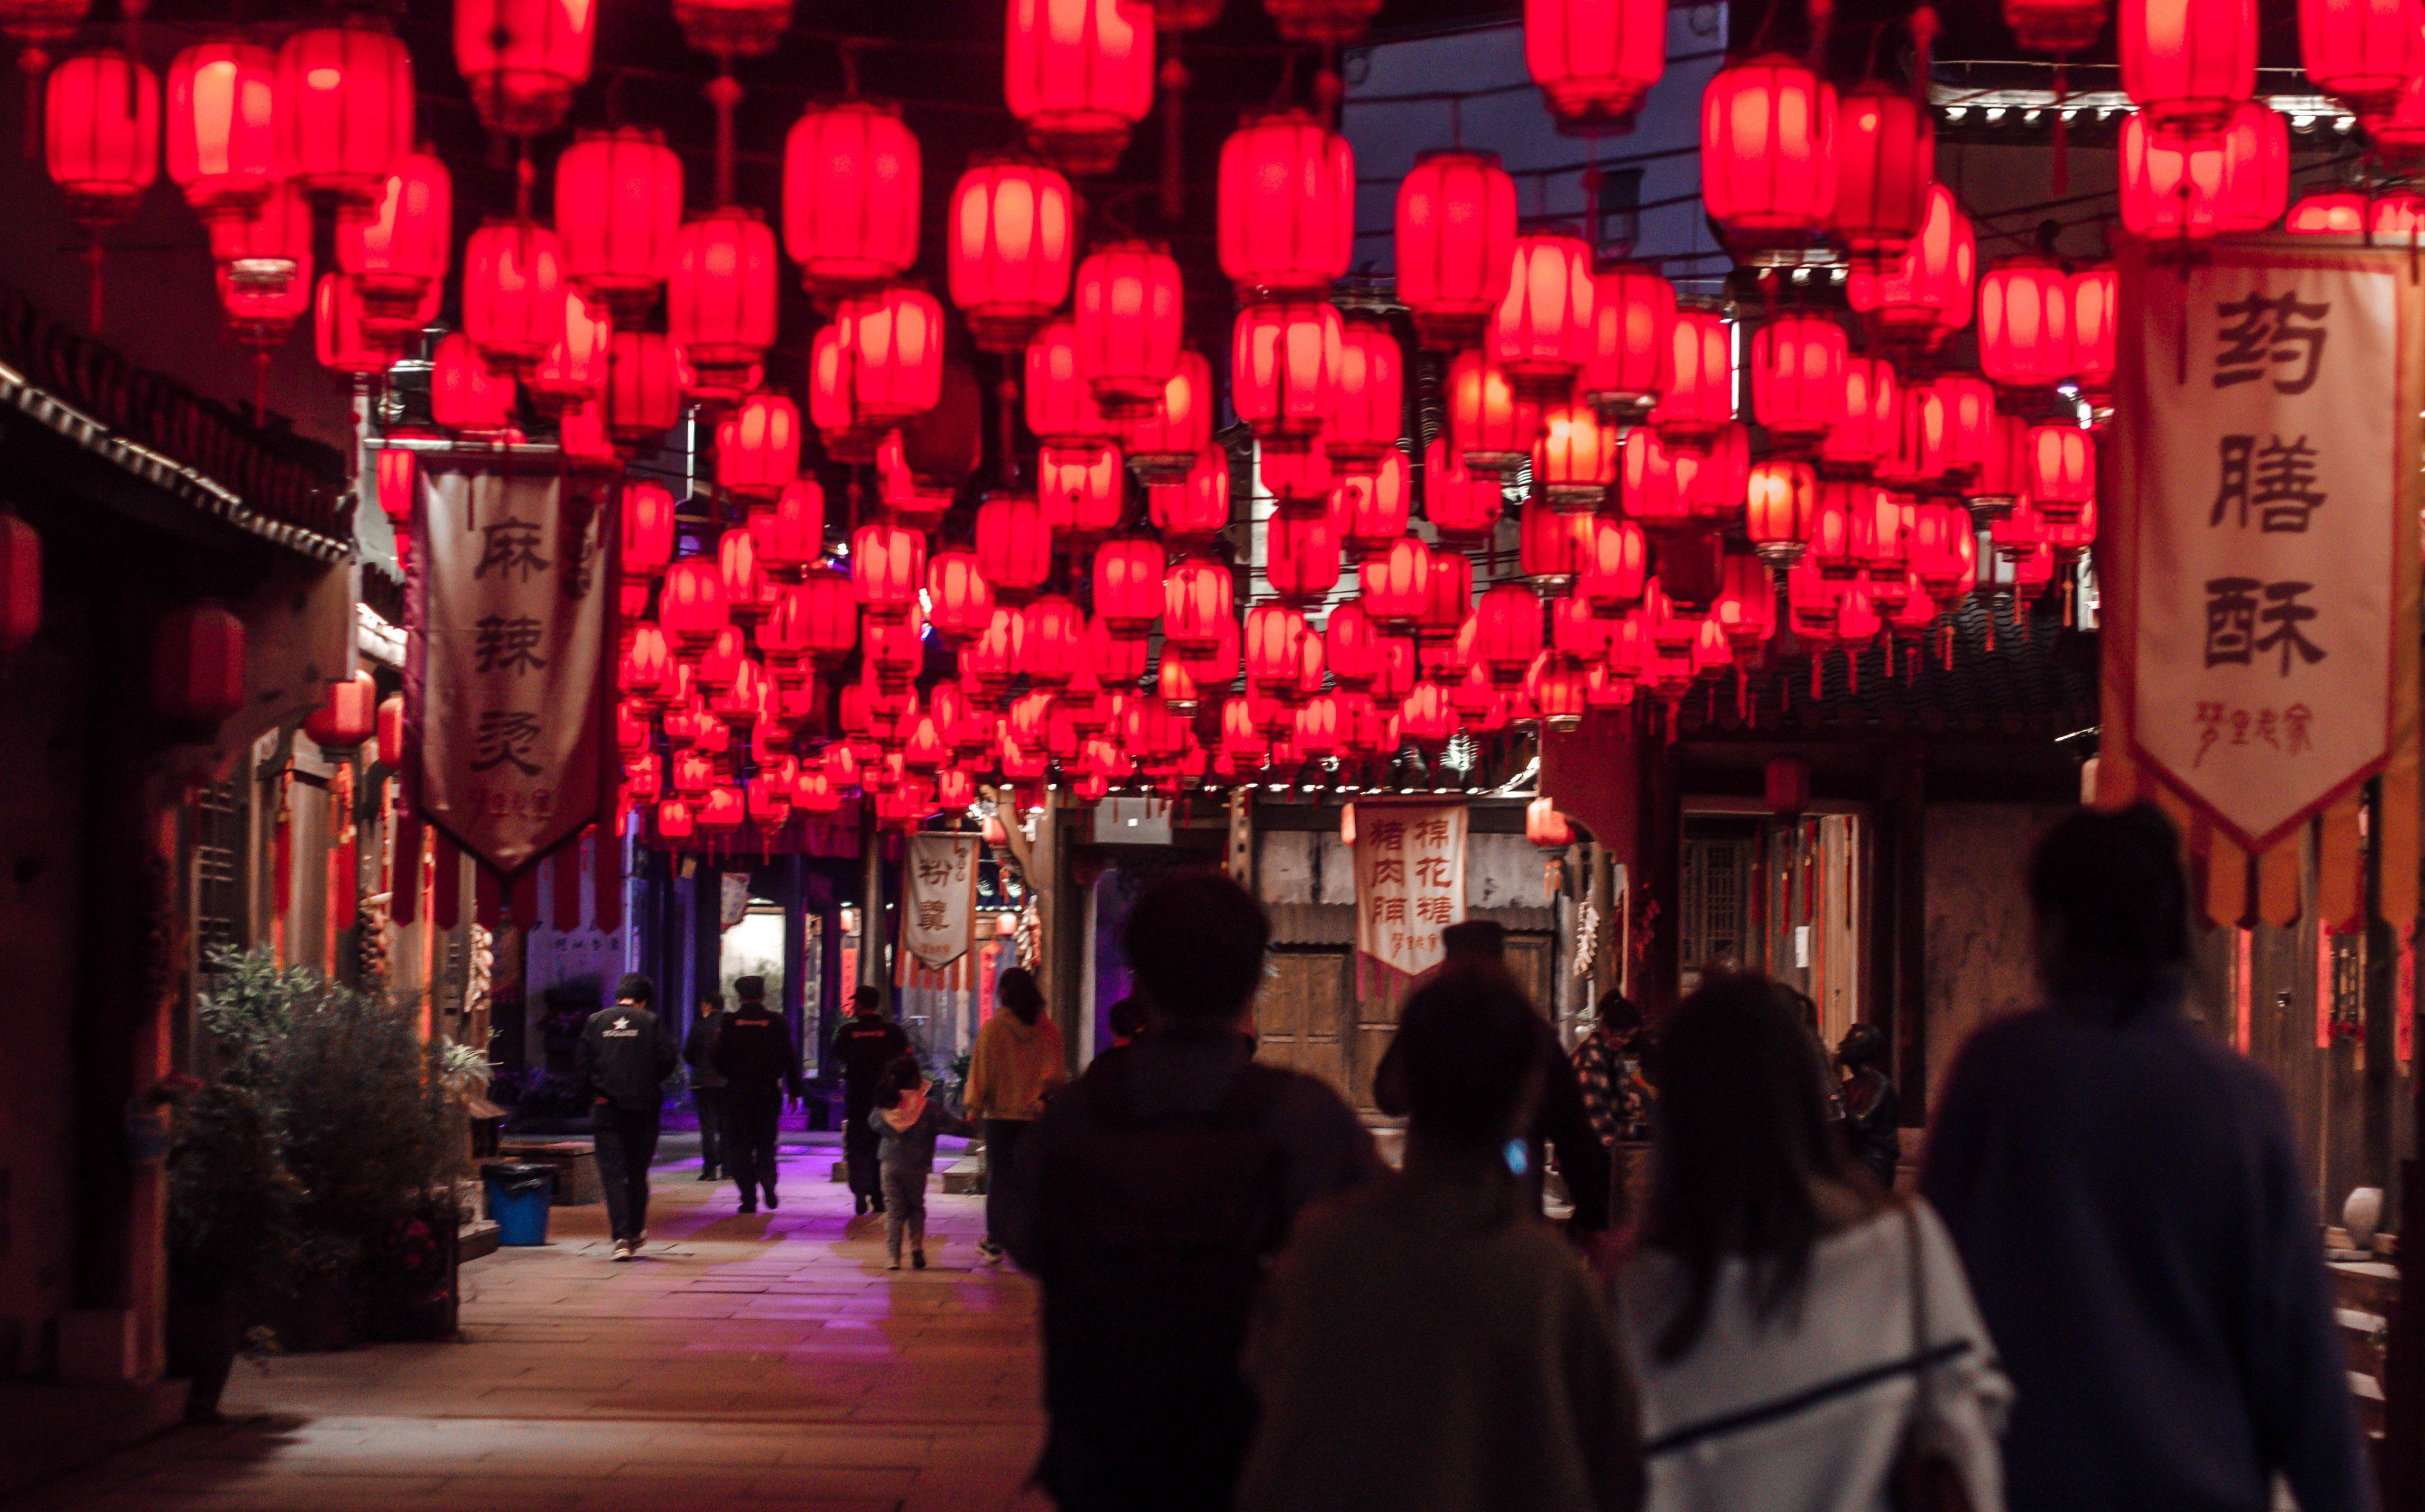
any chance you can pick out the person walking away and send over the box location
[965,966,1062,1264]
[714,976,801,1215]
[870,1052,977,1270]
[577,973,679,1261]
[835,986,912,1216]
[1921,804,2375,1512]
[1619,972,2007,1511]
[1574,990,1651,1147]
[1236,966,1643,1512]
[1834,1023,1901,1191]
[999,872,1384,1512]
[683,994,733,1181]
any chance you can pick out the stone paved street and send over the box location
[19,1139,1051,1512]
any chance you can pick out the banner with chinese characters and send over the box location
[1354,801,1468,983]
[2105,240,2421,936]
[410,466,614,881]
[902,833,979,971]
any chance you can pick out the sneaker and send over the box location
[911,1249,928,1270]
[698,1168,719,1182]
[870,1194,885,1214]
[610,1240,634,1262]
[763,1189,779,1209]
[739,1201,757,1215]
[855,1193,869,1216]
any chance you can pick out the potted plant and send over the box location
[165,1077,298,1421]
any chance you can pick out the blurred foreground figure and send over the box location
[1922,804,2374,1512]
[1002,871,1381,1512]
[1621,973,2009,1512]
[1236,965,1644,1512]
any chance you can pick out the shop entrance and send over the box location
[1680,806,1868,1047]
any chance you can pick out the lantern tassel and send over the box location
[1845,646,1857,697]
[1809,654,1821,701]
[1159,46,1189,225]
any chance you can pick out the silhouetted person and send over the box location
[1833,1023,1901,1190]
[1574,990,1651,1147]
[1922,804,2375,1512]
[1238,966,1643,1512]
[683,994,732,1182]
[1621,973,2007,1510]
[871,1052,976,1270]
[577,972,678,1261]
[1002,871,1383,1512]
[1106,995,1145,1049]
[966,966,1062,1263]
[713,976,800,1214]
[835,985,911,1216]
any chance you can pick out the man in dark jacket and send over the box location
[713,976,801,1215]
[834,986,911,1216]
[683,994,732,1182]
[1833,1022,1901,1189]
[576,972,679,1261]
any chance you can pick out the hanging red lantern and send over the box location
[1488,233,1595,398]
[1576,516,1648,611]
[1093,536,1165,633]
[783,99,922,299]
[1618,426,1696,526]
[1232,300,1343,452]
[1746,459,1816,565]
[1473,583,1543,687]
[2285,192,2370,236]
[606,330,681,448]
[1818,356,1898,479]
[795,570,860,665]
[2003,0,2108,53]
[2069,263,2117,410]
[46,49,159,228]
[670,207,779,394]
[314,276,391,381]
[1075,240,1183,416]
[715,393,801,503]
[1831,81,1933,263]
[1360,535,1432,627]
[1524,0,1665,126]
[2122,0,2255,136]
[1263,0,1380,43]
[430,332,519,434]
[2118,102,2284,242]
[1217,111,1355,299]
[554,126,683,322]
[1447,349,1541,477]
[1025,319,1116,446]
[1750,312,1845,445]
[1553,596,1610,657]
[1039,443,1126,537]
[1877,384,1946,493]
[1332,448,1412,556]
[924,548,996,646]
[302,670,378,752]
[1005,0,1154,176]
[1325,319,1403,475]
[949,156,1076,353]
[527,290,610,413]
[1847,183,1975,350]
[805,323,879,463]
[1580,263,1673,422]
[1244,604,1311,685]
[622,483,677,583]
[1701,55,1837,256]
[211,179,310,308]
[462,219,567,374]
[1262,439,1333,511]
[977,493,1054,601]
[1396,150,1516,350]
[2301,0,2420,115]
[1164,558,1234,648]
[662,556,731,650]
[1931,375,1996,487]
[1322,600,1381,688]
[1118,349,1214,481]
[841,286,946,423]
[340,151,452,331]
[275,22,413,210]
[1266,508,1343,606]
[1423,437,1503,544]
[851,521,927,620]
[1151,446,1232,547]
[1977,256,2074,394]
[166,40,277,227]
[454,0,594,137]
[2028,424,2096,524]
[374,445,418,530]
[1533,402,1619,511]
[1689,421,1751,521]
[153,603,247,725]
[1652,302,1734,454]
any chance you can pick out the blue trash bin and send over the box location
[482,1162,555,1246]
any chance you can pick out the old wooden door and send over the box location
[1257,949,1351,1102]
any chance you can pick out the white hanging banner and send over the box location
[1354,801,1468,982]
[2125,247,2403,851]
[902,833,979,971]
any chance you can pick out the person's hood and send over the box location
[882,1084,929,1131]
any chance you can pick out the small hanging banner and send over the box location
[1354,800,1468,987]
[410,465,615,882]
[902,833,979,970]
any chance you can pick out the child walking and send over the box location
[870,1054,976,1270]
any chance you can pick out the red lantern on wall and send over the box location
[845,286,946,423]
[341,151,451,331]
[453,0,595,136]
[1075,240,1183,416]
[46,49,159,227]
[304,669,379,751]
[1750,312,1845,445]
[1447,349,1541,477]
[1701,54,1837,256]
[153,603,247,725]
[1524,0,1665,126]
[1652,302,1734,454]
[555,126,682,322]
[276,22,413,210]
[1118,349,1213,481]
[2122,0,2255,136]
[1488,233,1595,398]
[2301,0,2421,115]
[1004,0,1154,176]
[1232,300,1342,451]
[1151,445,1232,547]
[948,156,1076,353]
[166,40,277,227]
[1831,81,1934,263]
[1217,111,1355,299]
[977,493,1054,600]
[1396,150,1516,350]
[783,99,922,299]
[1025,318,1115,446]
[669,208,779,394]
[1423,437,1503,544]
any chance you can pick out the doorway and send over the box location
[1681,808,1868,1047]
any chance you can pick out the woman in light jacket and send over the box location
[1617,973,2009,1512]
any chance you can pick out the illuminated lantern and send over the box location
[1576,516,1648,610]
[1038,443,1125,536]
[1325,600,1383,687]
[2069,263,2117,408]
[211,180,310,306]
[2028,424,2095,524]
[1332,448,1411,556]
[2117,103,2285,242]
[1264,0,1380,43]
[462,219,567,373]
[1715,553,1778,650]
[527,290,610,413]
[1553,596,1609,657]
[1026,319,1115,445]
[1447,349,1541,477]
[1652,303,1734,454]
[622,481,677,579]
[1262,440,1333,511]
[1266,509,1343,606]
[1488,233,1595,398]
[792,763,840,813]
[977,493,1054,600]
[1911,501,1976,598]
[302,670,379,752]
[1360,536,1432,628]
[844,286,946,422]
[1325,320,1403,475]
[340,151,452,330]
[694,623,747,691]
[1075,240,1183,416]
[852,521,927,620]
[793,570,859,666]
[1688,422,1751,521]
[1977,256,2074,394]
[1474,583,1543,687]
[950,157,1076,353]
[1525,0,1664,125]
[1164,558,1234,648]
[1878,384,1946,492]
[1151,446,1232,546]
[1396,150,1516,350]
[1533,403,1619,510]
[2002,0,2108,52]
[554,126,682,321]
[1831,81,1933,262]
[1004,0,1154,175]
[1700,55,1837,255]
[1581,263,1674,421]
[374,445,418,529]
[1244,604,1311,685]
[454,0,595,137]
[714,394,801,503]
[1746,459,1816,565]
[698,785,746,831]
[1218,112,1355,298]
[1400,681,1455,744]
[2301,0,2420,114]
[804,323,878,462]
[747,769,795,828]
[1931,374,1996,488]
[2285,190,2368,234]
[1847,182,1974,350]
[606,330,681,447]
[1818,356,1897,479]
[669,207,779,393]
[922,548,993,646]
[1093,536,1165,633]
[782,101,922,300]
[46,49,159,227]
[1119,350,1214,481]
[674,0,792,57]
[1232,300,1343,451]
[166,40,277,226]
[429,332,519,433]
[750,480,825,582]
[655,799,696,839]
[275,23,412,210]
[1423,437,1503,544]
[314,276,392,380]
[2122,0,2255,136]
[1619,426,1696,526]
[1750,312,1845,444]
[662,556,731,649]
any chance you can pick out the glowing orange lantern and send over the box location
[2122,0,2255,136]
[454,0,595,136]
[340,151,451,330]
[1576,515,1648,610]
[949,156,1075,353]
[2028,424,2095,524]
[166,40,277,226]
[276,22,413,210]
[1217,111,1354,299]
[1232,300,1343,451]
[853,521,927,620]
[1700,54,1837,256]
[1533,403,1618,510]
[1396,150,1516,350]
[1750,312,1845,444]
[1005,0,1154,176]
[1746,460,1816,566]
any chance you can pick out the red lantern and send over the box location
[1746,459,1816,565]
[1396,150,1516,350]
[1004,0,1154,175]
[1447,349,1541,477]
[462,219,567,374]
[153,603,246,725]
[1819,356,1898,479]
[1093,536,1165,633]
[453,0,594,136]
[2118,103,2285,242]
[314,276,391,380]
[1689,421,1751,521]
[1025,319,1115,446]
[948,157,1076,353]
[1931,375,1996,487]
[166,41,276,226]
[1488,233,1595,398]
[1701,55,1837,256]
[1075,240,1183,416]
[1847,184,1975,350]
[622,481,678,579]
[2004,0,2109,53]
[1977,256,2074,393]
[1232,301,1343,451]
[2028,424,2096,524]
[853,521,927,619]
[843,286,946,423]
[797,570,860,664]
[1020,598,1084,688]
[1119,349,1213,481]
[430,332,519,433]
[1164,558,1234,649]
[275,23,413,210]
[1750,312,1845,444]
[1326,319,1403,475]
[1583,263,1674,420]
[1262,438,1333,509]
[2069,263,2117,407]
[1266,508,1343,606]
[2122,0,2255,136]
[555,126,682,322]
[1576,516,1648,610]
[924,548,995,646]
[1039,443,1125,537]
[46,49,158,227]
[1618,426,1696,525]
[662,556,731,650]
[1533,403,1618,510]
[1332,448,1411,555]
[2287,189,2367,235]
[1652,303,1734,454]
[1831,82,1934,263]
[1217,111,1354,299]
[1423,437,1503,544]
[1474,582,1543,687]
[1360,536,1432,627]
[669,208,779,393]
[715,394,801,503]
[2301,0,2421,115]
[1524,0,1665,126]
[977,493,1054,601]
[1263,0,1380,43]
[340,151,452,330]
[606,330,681,447]
[675,0,793,57]
[211,179,310,313]
[374,445,418,529]
[1244,604,1311,685]
[376,691,408,766]
[302,670,379,752]
[527,290,610,413]
[783,100,922,299]
[1151,446,1232,547]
